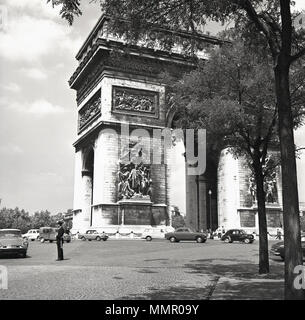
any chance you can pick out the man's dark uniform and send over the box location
[56,222,64,261]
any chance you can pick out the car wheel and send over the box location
[31,239,35,241]
[102,238,107,241]
[146,236,152,241]
[196,236,204,243]
[81,236,86,241]
[40,238,45,243]
[280,255,285,261]
[96,236,101,241]
[66,240,71,243]
[224,237,231,243]
[49,240,53,243]
[169,237,177,243]
[21,252,27,258]
[244,238,250,244]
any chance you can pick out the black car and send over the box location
[221,229,254,244]
[270,240,305,260]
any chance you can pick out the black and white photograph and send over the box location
[0,0,305,307]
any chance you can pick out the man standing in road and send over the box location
[56,220,64,261]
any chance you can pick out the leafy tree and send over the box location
[172,214,186,229]
[0,207,73,233]
[0,207,32,233]
[171,205,181,216]
[169,39,304,274]
[49,0,305,299]
[31,210,53,229]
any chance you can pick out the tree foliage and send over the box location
[171,214,186,229]
[167,37,304,275]
[0,208,72,233]
[0,207,32,234]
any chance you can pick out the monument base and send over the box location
[118,197,153,225]
[82,198,169,237]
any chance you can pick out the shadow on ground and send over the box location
[211,278,284,300]
[117,284,216,300]
[118,259,284,300]
[184,258,284,280]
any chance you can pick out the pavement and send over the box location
[0,239,285,300]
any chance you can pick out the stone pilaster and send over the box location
[81,169,93,228]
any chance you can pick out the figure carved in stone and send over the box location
[114,89,156,113]
[79,93,101,129]
[264,173,278,203]
[249,177,256,202]
[248,171,278,204]
[118,162,152,200]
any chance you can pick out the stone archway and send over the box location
[165,107,219,232]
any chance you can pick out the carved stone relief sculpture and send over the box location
[78,92,101,130]
[113,86,158,117]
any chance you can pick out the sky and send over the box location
[0,0,304,215]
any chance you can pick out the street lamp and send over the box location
[208,190,212,236]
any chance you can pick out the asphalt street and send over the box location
[0,239,285,300]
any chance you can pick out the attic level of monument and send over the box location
[69,15,225,96]
[75,15,225,62]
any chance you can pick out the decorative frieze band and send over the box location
[78,91,101,132]
[112,86,159,118]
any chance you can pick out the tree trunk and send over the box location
[254,164,269,274]
[274,58,305,300]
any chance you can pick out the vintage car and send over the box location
[270,239,305,260]
[0,229,29,258]
[221,229,255,244]
[39,227,71,243]
[22,229,40,241]
[141,227,175,241]
[165,227,207,243]
[78,230,108,241]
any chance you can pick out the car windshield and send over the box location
[240,230,246,234]
[0,230,21,238]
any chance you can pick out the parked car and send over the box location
[78,230,108,241]
[165,227,207,243]
[221,229,255,244]
[0,229,28,258]
[141,227,175,241]
[39,227,71,243]
[270,240,305,260]
[22,229,40,241]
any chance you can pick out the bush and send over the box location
[171,215,186,229]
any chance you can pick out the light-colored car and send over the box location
[78,230,108,241]
[39,227,71,243]
[22,229,40,241]
[0,229,29,258]
[141,227,175,241]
